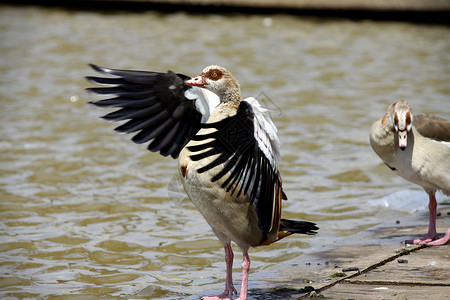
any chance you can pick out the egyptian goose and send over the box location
[86,64,318,300]
[370,100,450,246]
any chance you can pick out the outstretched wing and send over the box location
[187,98,283,236]
[86,64,219,158]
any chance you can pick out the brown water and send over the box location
[1,4,449,299]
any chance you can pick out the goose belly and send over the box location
[178,148,264,249]
[391,142,450,195]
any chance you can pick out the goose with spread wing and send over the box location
[370,100,450,246]
[87,64,318,300]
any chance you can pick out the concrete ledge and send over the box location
[81,0,450,11]
[7,0,448,23]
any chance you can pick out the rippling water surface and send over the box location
[1,4,449,299]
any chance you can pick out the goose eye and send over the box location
[206,69,222,81]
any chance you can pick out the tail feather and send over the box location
[262,219,318,245]
[279,219,319,236]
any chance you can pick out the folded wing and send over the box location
[414,114,450,143]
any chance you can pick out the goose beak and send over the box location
[185,75,206,87]
[398,130,408,150]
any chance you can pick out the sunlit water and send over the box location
[0,4,449,299]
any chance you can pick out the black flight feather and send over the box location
[87,64,203,158]
[187,101,279,232]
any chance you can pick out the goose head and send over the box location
[383,100,413,151]
[185,65,241,105]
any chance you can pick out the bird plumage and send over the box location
[87,64,318,300]
[370,100,450,246]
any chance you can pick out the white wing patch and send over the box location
[441,141,450,148]
[244,97,281,171]
[185,87,220,123]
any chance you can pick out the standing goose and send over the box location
[87,64,318,300]
[370,100,450,246]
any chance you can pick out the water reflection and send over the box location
[0,4,449,299]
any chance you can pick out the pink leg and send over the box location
[234,252,250,300]
[202,244,237,300]
[404,193,444,245]
[224,244,237,296]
